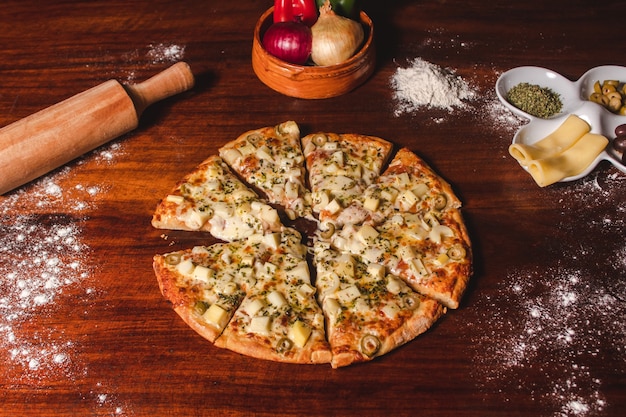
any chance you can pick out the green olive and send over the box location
[593,81,602,94]
[602,84,617,95]
[164,253,182,265]
[589,92,603,104]
[609,97,622,112]
[403,294,420,310]
[360,334,381,357]
[433,193,448,211]
[246,133,263,145]
[319,222,335,239]
[606,91,622,102]
[193,301,209,315]
[276,337,294,354]
[312,133,328,146]
[447,244,467,261]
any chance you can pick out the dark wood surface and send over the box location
[1,1,625,416]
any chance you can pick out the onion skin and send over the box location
[262,21,312,65]
[310,1,364,66]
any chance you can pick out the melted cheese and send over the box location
[218,121,312,218]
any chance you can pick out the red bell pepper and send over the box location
[273,0,318,27]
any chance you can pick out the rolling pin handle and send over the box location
[125,61,195,116]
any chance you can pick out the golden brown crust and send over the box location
[153,255,224,342]
[327,296,443,368]
[301,132,393,160]
[378,296,444,355]
[215,328,332,365]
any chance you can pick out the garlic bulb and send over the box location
[310,1,364,66]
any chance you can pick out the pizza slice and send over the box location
[302,131,393,225]
[151,155,283,242]
[214,233,331,364]
[359,147,463,223]
[323,149,472,309]
[154,227,331,364]
[219,121,313,220]
[313,240,443,368]
[153,237,257,343]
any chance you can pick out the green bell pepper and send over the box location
[315,0,360,20]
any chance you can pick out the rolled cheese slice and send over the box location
[526,133,608,187]
[509,115,591,165]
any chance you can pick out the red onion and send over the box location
[262,21,312,65]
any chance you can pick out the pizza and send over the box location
[152,121,472,368]
[301,131,393,225]
[321,148,472,309]
[313,240,443,368]
[151,155,282,242]
[219,120,313,220]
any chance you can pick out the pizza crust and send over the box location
[153,254,226,343]
[215,328,332,365]
[377,296,444,356]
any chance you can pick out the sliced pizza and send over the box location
[154,227,331,364]
[219,121,313,220]
[151,155,283,242]
[313,240,444,368]
[215,237,331,364]
[323,149,472,309]
[301,131,393,225]
[153,237,256,343]
[359,147,463,223]
[152,124,473,368]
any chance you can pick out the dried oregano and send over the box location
[507,82,563,118]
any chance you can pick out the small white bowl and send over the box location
[496,65,626,181]
[495,66,580,120]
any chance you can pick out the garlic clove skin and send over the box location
[310,1,364,66]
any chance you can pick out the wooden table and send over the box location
[1,1,625,416]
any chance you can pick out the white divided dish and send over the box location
[495,65,626,181]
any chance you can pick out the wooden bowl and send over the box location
[252,7,376,99]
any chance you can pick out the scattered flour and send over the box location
[470,171,626,416]
[390,57,477,115]
[471,265,621,416]
[146,43,186,64]
[0,140,130,414]
[420,27,476,51]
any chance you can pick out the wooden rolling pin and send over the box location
[0,61,195,195]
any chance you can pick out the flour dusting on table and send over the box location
[147,43,186,64]
[470,172,626,416]
[0,141,130,415]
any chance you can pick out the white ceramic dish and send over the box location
[495,65,626,181]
